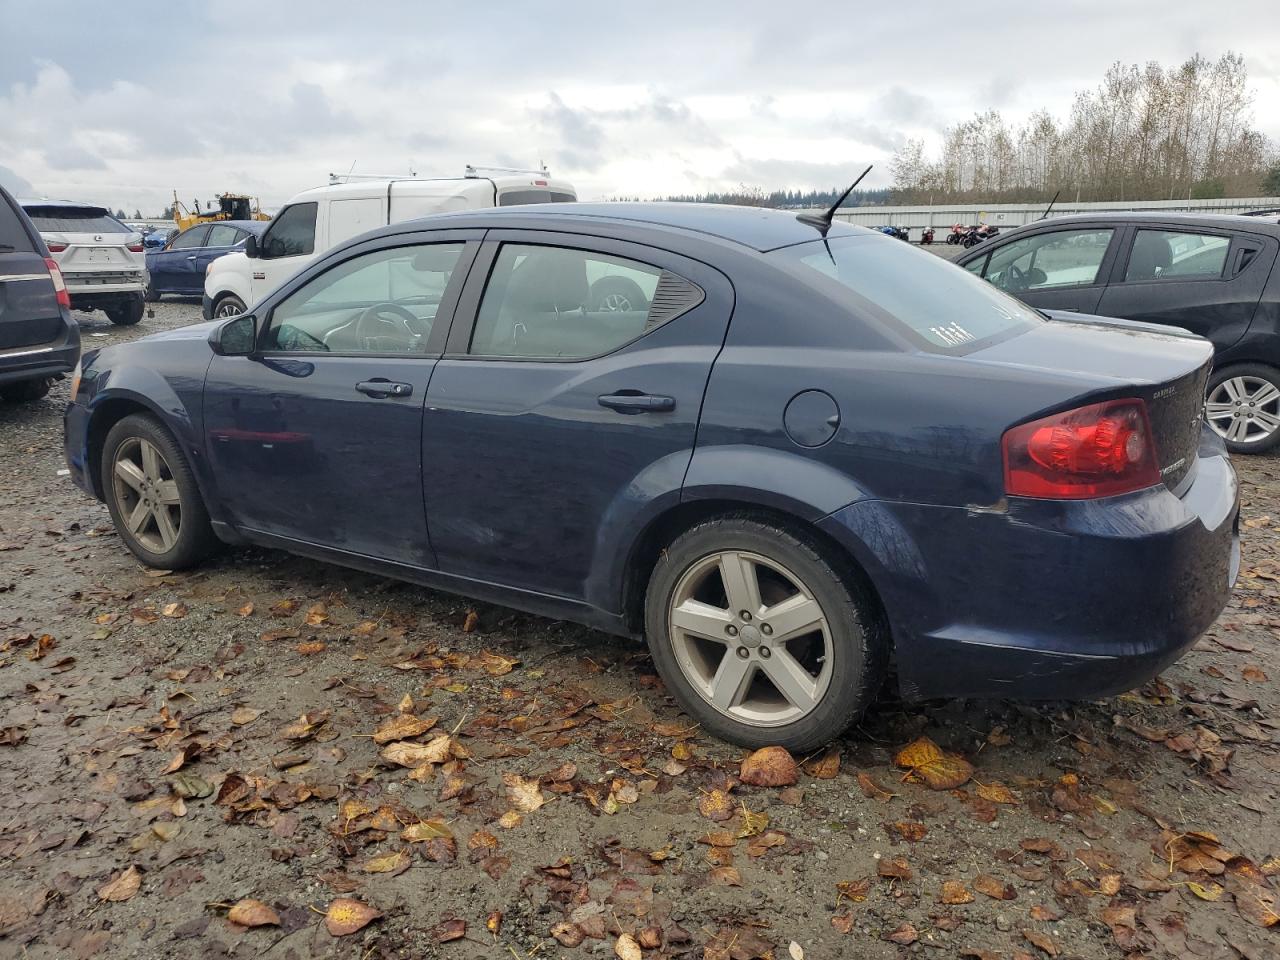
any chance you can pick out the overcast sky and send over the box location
[2,0,1278,214]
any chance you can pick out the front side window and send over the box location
[206,224,241,247]
[169,226,210,250]
[260,202,317,259]
[1124,229,1230,281]
[777,234,1042,353]
[984,229,1114,292]
[265,243,464,353]
[469,244,702,359]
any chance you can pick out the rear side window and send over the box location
[469,244,702,359]
[1124,230,1230,281]
[0,196,36,253]
[778,234,1042,353]
[260,202,317,258]
[206,224,241,247]
[23,205,129,234]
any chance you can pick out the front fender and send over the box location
[203,252,253,307]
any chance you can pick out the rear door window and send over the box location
[22,206,130,234]
[206,224,241,247]
[0,196,36,253]
[984,229,1114,292]
[260,202,317,258]
[1123,229,1231,281]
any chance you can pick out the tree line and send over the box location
[891,53,1278,204]
[658,185,892,209]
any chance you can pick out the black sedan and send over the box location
[957,212,1280,453]
[65,203,1238,749]
[145,220,266,301]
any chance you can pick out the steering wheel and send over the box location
[1002,263,1028,291]
[353,302,427,346]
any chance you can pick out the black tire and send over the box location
[1206,362,1280,454]
[644,515,887,751]
[0,378,52,403]
[100,413,219,569]
[106,296,145,326]
[212,294,247,318]
[589,276,649,313]
[144,281,160,303]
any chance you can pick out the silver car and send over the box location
[19,200,147,326]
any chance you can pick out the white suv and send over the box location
[20,201,147,326]
[203,168,576,319]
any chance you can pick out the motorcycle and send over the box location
[895,226,911,242]
[961,226,983,248]
[946,223,967,245]
[920,227,935,245]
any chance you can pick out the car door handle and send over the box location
[597,392,676,413]
[356,380,413,398]
[186,255,197,260]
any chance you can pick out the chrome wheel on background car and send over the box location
[213,295,246,318]
[111,437,182,553]
[668,550,833,726]
[1205,366,1280,452]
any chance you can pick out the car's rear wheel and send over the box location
[101,414,218,569]
[1205,363,1280,454]
[213,294,246,318]
[0,378,52,403]
[644,516,886,751]
[106,296,145,326]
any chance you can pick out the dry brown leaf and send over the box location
[486,910,502,935]
[97,865,142,902]
[401,819,453,842]
[371,713,437,745]
[893,736,973,790]
[973,874,1016,900]
[939,879,974,904]
[710,866,743,886]
[976,781,1019,804]
[231,707,262,726]
[362,850,411,874]
[886,922,918,945]
[324,898,381,937]
[479,651,519,676]
[462,610,479,633]
[856,771,897,801]
[236,602,255,617]
[739,746,799,786]
[380,737,451,768]
[1023,929,1059,957]
[435,918,466,942]
[615,933,642,960]
[227,899,280,928]
[1187,881,1224,901]
[803,747,841,779]
[552,921,585,946]
[295,641,326,656]
[877,857,912,880]
[504,774,545,812]
[162,602,188,619]
[304,604,329,626]
[699,788,735,821]
[888,821,928,842]
[836,878,871,903]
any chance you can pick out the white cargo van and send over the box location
[202,168,576,319]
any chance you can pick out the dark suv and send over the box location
[957,212,1280,453]
[0,185,80,402]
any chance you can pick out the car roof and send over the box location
[194,219,267,233]
[17,198,112,211]
[381,202,866,253]
[1006,210,1280,236]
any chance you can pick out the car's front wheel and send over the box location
[644,516,886,751]
[1205,363,1280,454]
[0,378,52,403]
[101,414,218,569]
[212,294,247,318]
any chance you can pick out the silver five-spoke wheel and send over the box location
[111,437,182,554]
[668,550,833,727]
[1205,375,1280,446]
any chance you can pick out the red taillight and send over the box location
[46,241,67,253]
[44,257,71,310]
[127,241,144,252]
[1002,398,1160,499]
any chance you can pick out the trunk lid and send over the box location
[973,314,1213,493]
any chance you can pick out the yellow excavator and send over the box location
[171,192,271,232]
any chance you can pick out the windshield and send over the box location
[23,206,130,234]
[776,233,1043,353]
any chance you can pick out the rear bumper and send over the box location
[819,428,1239,701]
[0,313,80,385]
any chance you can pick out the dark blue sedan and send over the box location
[145,220,266,301]
[63,204,1239,749]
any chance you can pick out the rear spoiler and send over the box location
[1039,309,1200,342]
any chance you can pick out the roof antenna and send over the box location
[797,165,873,235]
[1038,189,1061,220]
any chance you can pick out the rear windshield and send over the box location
[775,234,1043,353]
[0,197,37,252]
[22,205,130,234]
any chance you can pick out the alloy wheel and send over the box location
[600,293,633,311]
[1205,376,1280,445]
[667,550,833,727]
[214,300,244,318]
[111,437,182,553]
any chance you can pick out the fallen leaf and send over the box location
[976,781,1019,804]
[162,602,188,619]
[789,941,804,960]
[710,865,742,886]
[435,918,466,942]
[230,707,262,726]
[362,850,411,874]
[236,602,255,617]
[836,878,871,903]
[381,737,451,768]
[401,820,453,842]
[504,774,545,812]
[615,933,642,960]
[886,922,918,945]
[973,874,1016,900]
[740,746,799,786]
[803,747,841,779]
[1187,881,1224,901]
[324,898,381,937]
[372,713,437,744]
[227,899,280,928]
[699,789,734,821]
[462,610,479,633]
[877,857,912,880]
[552,921,585,946]
[940,879,974,904]
[97,866,141,902]
[893,736,973,790]
[1023,929,1059,957]
[856,771,897,801]
[888,821,928,842]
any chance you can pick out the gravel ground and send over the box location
[1,298,1278,960]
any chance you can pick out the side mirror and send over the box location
[209,314,258,357]
[243,234,259,259]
